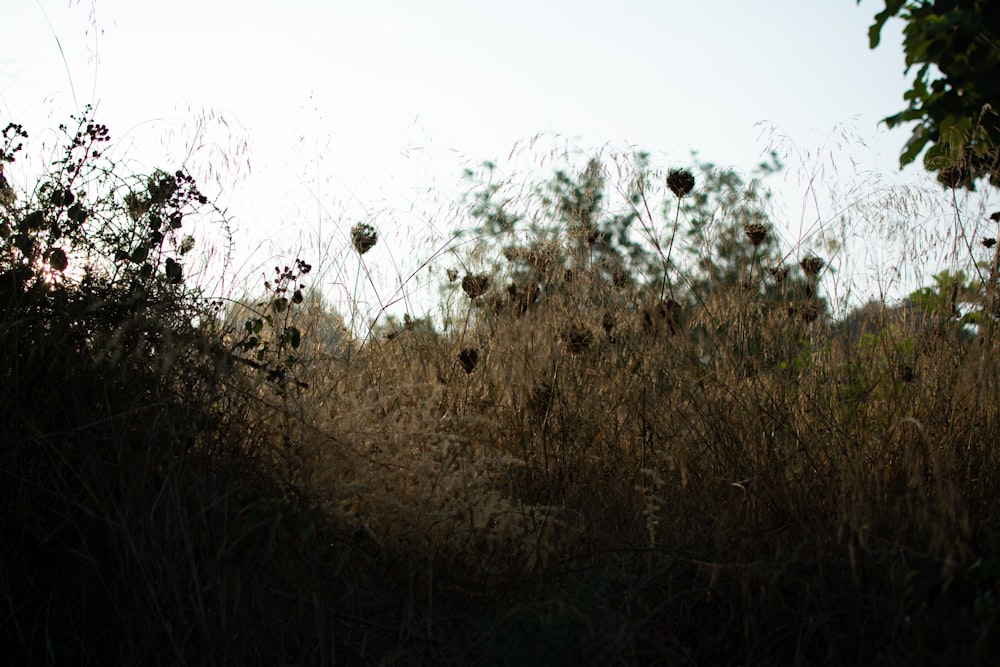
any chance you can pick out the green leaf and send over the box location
[899,125,930,167]
[868,0,907,49]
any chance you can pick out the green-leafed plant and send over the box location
[861,0,1000,189]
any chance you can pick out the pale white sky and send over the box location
[3,0,995,322]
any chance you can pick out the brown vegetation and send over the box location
[3,111,1000,665]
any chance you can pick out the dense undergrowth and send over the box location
[2,109,1000,665]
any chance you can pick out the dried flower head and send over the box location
[47,247,69,273]
[794,301,821,323]
[507,282,540,315]
[528,382,554,420]
[643,298,682,334]
[562,324,592,354]
[461,273,490,299]
[602,312,616,335]
[800,256,824,277]
[458,348,479,374]
[768,266,790,283]
[527,243,559,271]
[743,223,768,246]
[351,223,378,255]
[666,168,695,198]
[983,237,997,249]
[502,246,523,262]
[990,211,1000,223]
[788,298,823,322]
[898,363,915,383]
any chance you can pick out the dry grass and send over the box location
[236,146,1000,663]
[4,117,1000,664]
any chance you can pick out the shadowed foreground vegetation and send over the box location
[2,110,1000,665]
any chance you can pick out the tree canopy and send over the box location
[862,0,1000,189]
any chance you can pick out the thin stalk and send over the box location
[662,198,682,301]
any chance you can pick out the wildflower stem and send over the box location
[662,199,681,300]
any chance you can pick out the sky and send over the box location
[3,0,996,323]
